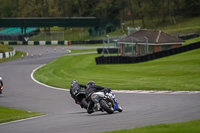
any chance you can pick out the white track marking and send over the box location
[0,115,47,126]
[31,64,69,91]
[31,65,200,94]
[112,90,200,94]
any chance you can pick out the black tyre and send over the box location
[0,87,2,94]
[117,104,123,112]
[80,98,88,109]
[99,99,114,114]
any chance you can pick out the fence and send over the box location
[95,42,200,64]
[176,32,200,40]
[0,29,40,41]
[0,49,16,59]
[97,48,119,54]
[0,31,199,44]
[29,31,64,41]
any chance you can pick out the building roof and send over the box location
[119,30,184,44]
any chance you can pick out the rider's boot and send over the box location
[87,109,94,114]
[87,101,95,114]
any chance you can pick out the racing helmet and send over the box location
[87,81,95,86]
[0,77,2,80]
[71,80,77,85]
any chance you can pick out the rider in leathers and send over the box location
[0,77,3,94]
[85,81,110,114]
[70,80,87,104]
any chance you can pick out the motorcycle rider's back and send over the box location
[85,81,109,114]
[70,80,86,103]
[0,77,3,94]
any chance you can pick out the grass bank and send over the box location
[69,49,97,54]
[0,44,13,53]
[34,48,200,91]
[0,44,26,63]
[103,119,200,133]
[0,106,43,124]
[29,17,200,41]
[182,37,200,45]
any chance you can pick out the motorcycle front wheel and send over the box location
[99,99,114,114]
[80,98,88,109]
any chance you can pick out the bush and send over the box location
[0,44,14,53]
[105,23,116,33]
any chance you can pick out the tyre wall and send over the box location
[0,49,16,59]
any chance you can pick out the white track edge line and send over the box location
[31,64,69,91]
[0,114,47,126]
[31,65,200,94]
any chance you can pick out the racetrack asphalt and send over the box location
[0,46,200,133]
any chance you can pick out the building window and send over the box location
[124,43,136,56]
[148,45,154,54]
[161,45,172,51]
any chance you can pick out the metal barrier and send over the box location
[95,42,200,64]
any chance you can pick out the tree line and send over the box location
[0,0,199,28]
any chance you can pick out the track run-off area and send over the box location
[0,46,200,133]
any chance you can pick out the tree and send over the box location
[182,0,200,17]
[0,0,19,17]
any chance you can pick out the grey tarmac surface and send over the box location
[0,46,200,133]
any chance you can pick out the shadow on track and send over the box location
[69,111,88,114]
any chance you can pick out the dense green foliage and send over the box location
[0,0,199,29]
[0,44,13,53]
[34,48,200,91]
[0,106,43,124]
[1,0,199,41]
[103,119,200,133]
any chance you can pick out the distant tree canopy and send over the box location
[0,0,199,28]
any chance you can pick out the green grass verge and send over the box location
[0,106,44,124]
[34,48,200,91]
[0,51,26,63]
[102,119,200,133]
[69,49,97,54]
[182,37,200,46]
[70,44,104,46]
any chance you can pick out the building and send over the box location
[118,30,184,56]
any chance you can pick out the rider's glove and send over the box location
[104,88,111,93]
[107,88,111,92]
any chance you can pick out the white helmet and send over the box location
[0,77,2,80]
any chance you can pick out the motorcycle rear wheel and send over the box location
[80,98,88,109]
[99,99,114,114]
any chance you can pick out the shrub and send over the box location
[0,44,14,53]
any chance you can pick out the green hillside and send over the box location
[29,17,200,41]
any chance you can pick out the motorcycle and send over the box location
[72,87,88,109]
[91,90,123,114]
[0,85,3,95]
